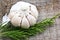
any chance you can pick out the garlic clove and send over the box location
[27,14,36,26]
[11,16,22,27]
[21,16,30,29]
[8,12,16,19]
[29,5,38,19]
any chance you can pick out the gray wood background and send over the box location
[0,0,60,40]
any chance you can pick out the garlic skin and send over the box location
[21,16,30,29]
[8,12,16,20]
[11,15,22,26]
[8,1,38,29]
[27,14,36,26]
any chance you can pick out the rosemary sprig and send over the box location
[0,14,60,40]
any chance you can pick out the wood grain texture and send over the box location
[0,0,60,40]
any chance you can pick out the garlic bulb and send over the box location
[8,1,38,29]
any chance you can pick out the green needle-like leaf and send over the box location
[0,14,60,40]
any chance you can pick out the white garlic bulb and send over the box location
[8,1,38,29]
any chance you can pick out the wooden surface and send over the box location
[0,0,60,40]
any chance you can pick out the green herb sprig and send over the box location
[0,14,60,40]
